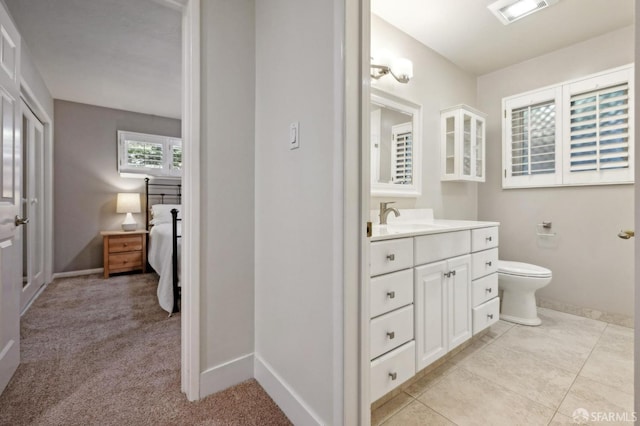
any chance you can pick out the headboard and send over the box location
[144,177,182,231]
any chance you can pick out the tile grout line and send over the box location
[545,322,611,425]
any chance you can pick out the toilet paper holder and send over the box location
[536,221,556,237]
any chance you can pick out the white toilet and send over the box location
[497,260,552,326]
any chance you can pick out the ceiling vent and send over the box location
[488,0,560,25]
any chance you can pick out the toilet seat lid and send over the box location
[498,260,552,278]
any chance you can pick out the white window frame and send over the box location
[502,64,634,189]
[117,130,182,179]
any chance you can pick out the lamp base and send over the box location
[121,223,137,232]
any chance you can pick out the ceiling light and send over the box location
[488,0,559,25]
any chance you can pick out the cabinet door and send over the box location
[461,111,473,179]
[414,261,447,371]
[448,255,472,351]
[474,116,485,181]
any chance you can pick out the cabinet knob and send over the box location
[486,288,492,293]
[123,243,128,247]
[389,372,397,381]
[386,291,395,299]
[386,254,395,261]
[486,261,492,267]
[487,313,494,319]
[386,331,395,339]
[486,236,492,242]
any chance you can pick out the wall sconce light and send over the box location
[370,52,414,84]
[116,192,141,231]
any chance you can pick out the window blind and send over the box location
[392,127,413,184]
[126,141,164,169]
[510,100,556,177]
[569,83,629,173]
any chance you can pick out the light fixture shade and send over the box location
[116,193,141,214]
[391,58,414,80]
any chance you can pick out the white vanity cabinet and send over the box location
[471,227,500,334]
[369,240,416,402]
[414,231,472,371]
[370,223,499,402]
[440,105,487,182]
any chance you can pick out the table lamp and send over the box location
[116,192,141,231]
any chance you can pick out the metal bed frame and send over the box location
[144,177,182,313]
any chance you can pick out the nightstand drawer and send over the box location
[108,252,143,271]
[108,235,143,253]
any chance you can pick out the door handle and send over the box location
[15,215,29,226]
[618,230,635,239]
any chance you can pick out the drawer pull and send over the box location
[386,254,395,261]
[487,313,494,320]
[486,236,492,242]
[485,261,492,267]
[386,291,396,299]
[386,331,395,339]
[486,288,492,293]
[123,243,128,247]
[389,372,397,381]
[444,270,457,278]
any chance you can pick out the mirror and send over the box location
[371,88,422,197]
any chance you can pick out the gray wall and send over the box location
[199,0,255,387]
[370,15,478,220]
[53,100,180,273]
[254,0,342,423]
[477,26,634,319]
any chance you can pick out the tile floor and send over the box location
[372,308,634,426]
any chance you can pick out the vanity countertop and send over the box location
[371,219,500,241]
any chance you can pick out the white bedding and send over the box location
[148,223,181,313]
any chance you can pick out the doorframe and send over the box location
[19,79,53,306]
[343,0,370,423]
[177,0,201,402]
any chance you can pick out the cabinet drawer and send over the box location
[370,305,413,359]
[472,273,498,307]
[370,269,413,318]
[414,231,470,265]
[370,340,415,403]
[471,227,499,252]
[371,239,413,276]
[471,248,498,280]
[108,235,143,253]
[108,252,143,271]
[473,297,500,335]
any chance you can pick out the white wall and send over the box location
[370,15,478,220]
[254,0,342,424]
[199,0,256,391]
[477,26,635,320]
[20,43,53,120]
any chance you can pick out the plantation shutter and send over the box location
[118,130,182,178]
[391,122,412,184]
[569,84,629,172]
[125,140,164,169]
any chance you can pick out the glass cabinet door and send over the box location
[440,105,486,182]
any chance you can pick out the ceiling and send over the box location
[4,0,182,119]
[372,0,634,76]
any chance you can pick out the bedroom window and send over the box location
[502,65,634,188]
[118,131,182,178]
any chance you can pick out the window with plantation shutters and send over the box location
[502,65,633,188]
[118,131,182,178]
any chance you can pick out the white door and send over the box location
[448,255,471,351]
[0,1,22,394]
[20,102,45,311]
[414,260,447,371]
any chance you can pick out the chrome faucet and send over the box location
[379,202,400,225]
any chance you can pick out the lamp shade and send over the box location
[116,193,141,214]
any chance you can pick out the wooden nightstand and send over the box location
[101,230,148,278]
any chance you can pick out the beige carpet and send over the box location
[0,273,291,426]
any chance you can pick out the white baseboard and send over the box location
[254,353,324,426]
[0,339,19,394]
[52,268,103,280]
[199,353,254,398]
[20,281,50,317]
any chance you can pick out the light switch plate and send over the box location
[289,122,299,150]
